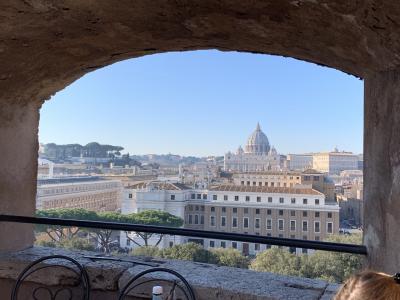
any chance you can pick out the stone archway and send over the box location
[1,0,400,273]
[2,0,400,104]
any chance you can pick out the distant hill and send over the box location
[41,143,211,166]
[131,154,203,166]
[41,142,123,162]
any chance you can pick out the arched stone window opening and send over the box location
[34,50,362,268]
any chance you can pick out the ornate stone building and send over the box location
[224,123,282,172]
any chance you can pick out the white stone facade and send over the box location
[224,123,282,172]
[313,151,359,175]
[121,182,193,249]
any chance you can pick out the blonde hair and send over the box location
[335,270,400,300]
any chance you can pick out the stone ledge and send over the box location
[0,247,338,299]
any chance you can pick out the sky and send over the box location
[39,50,363,157]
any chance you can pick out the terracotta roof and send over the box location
[313,152,357,156]
[126,181,191,191]
[232,171,302,176]
[173,182,192,190]
[126,182,148,189]
[208,184,323,195]
[301,169,323,174]
[232,169,323,176]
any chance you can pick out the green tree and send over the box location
[89,211,127,253]
[42,142,123,161]
[210,248,249,268]
[35,208,97,243]
[132,245,248,269]
[250,234,364,283]
[306,234,363,283]
[159,243,217,264]
[35,231,95,252]
[35,209,183,253]
[124,210,184,247]
[35,208,124,253]
[130,246,160,257]
[35,240,57,248]
[250,247,302,276]
[59,237,96,251]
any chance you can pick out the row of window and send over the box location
[44,198,115,210]
[187,205,205,211]
[211,195,321,205]
[209,216,333,233]
[209,207,333,218]
[240,181,298,187]
[40,183,118,196]
[44,192,116,205]
[237,177,320,186]
[167,193,210,201]
[238,175,301,180]
[303,176,320,181]
[187,214,205,225]
[190,193,208,200]
[166,193,323,205]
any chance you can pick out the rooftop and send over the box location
[126,181,192,191]
[313,152,358,156]
[302,169,323,175]
[37,176,105,185]
[233,171,302,176]
[209,184,323,195]
[232,169,323,176]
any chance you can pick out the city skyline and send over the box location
[38,142,363,158]
[39,50,363,157]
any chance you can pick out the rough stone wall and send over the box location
[364,69,400,273]
[1,1,400,106]
[0,103,39,251]
[0,247,339,300]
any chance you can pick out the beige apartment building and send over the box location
[184,185,339,255]
[232,169,335,201]
[121,180,339,255]
[233,171,302,187]
[36,177,122,211]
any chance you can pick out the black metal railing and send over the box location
[0,214,367,255]
[11,255,90,300]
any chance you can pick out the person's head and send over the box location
[335,270,400,300]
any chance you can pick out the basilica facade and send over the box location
[224,123,283,172]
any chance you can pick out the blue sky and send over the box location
[39,50,363,157]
